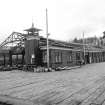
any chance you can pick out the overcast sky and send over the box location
[0,0,105,43]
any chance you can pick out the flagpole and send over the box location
[46,8,49,69]
[83,32,85,64]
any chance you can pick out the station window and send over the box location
[55,52,62,63]
[68,52,72,63]
[76,52,80,60]
[43,51,47,63]
[68,55,72,62]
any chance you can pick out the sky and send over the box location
[0,0,105,43]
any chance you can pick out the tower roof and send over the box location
[24,23,42,32]
[24,27,41,32]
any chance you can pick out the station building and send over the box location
[0,25,105,70]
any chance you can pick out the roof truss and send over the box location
[0,32,25,48]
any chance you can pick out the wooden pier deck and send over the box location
[0,63,105,105]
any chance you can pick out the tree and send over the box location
[72,37,78,43]
[103,31,105,38]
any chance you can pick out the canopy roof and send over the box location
[40,37,105,52]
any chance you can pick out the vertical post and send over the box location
[32,18,34,35]
[22,51,25,65]
[12,34,13,47]
[9,51,12,66]
[16,54,18,67]
[83,32,85,64]
[46,8,49,69]
[3,54,5,66]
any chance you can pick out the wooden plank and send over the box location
[0,77,45,91]
[80,82,105,105]
[56,78,105,105]
[102,100,105,105]
[91,90,105,105]
[1,78,56,96]
[0,63,105,105]
[0,95,34,105]
[31,76,105,105]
